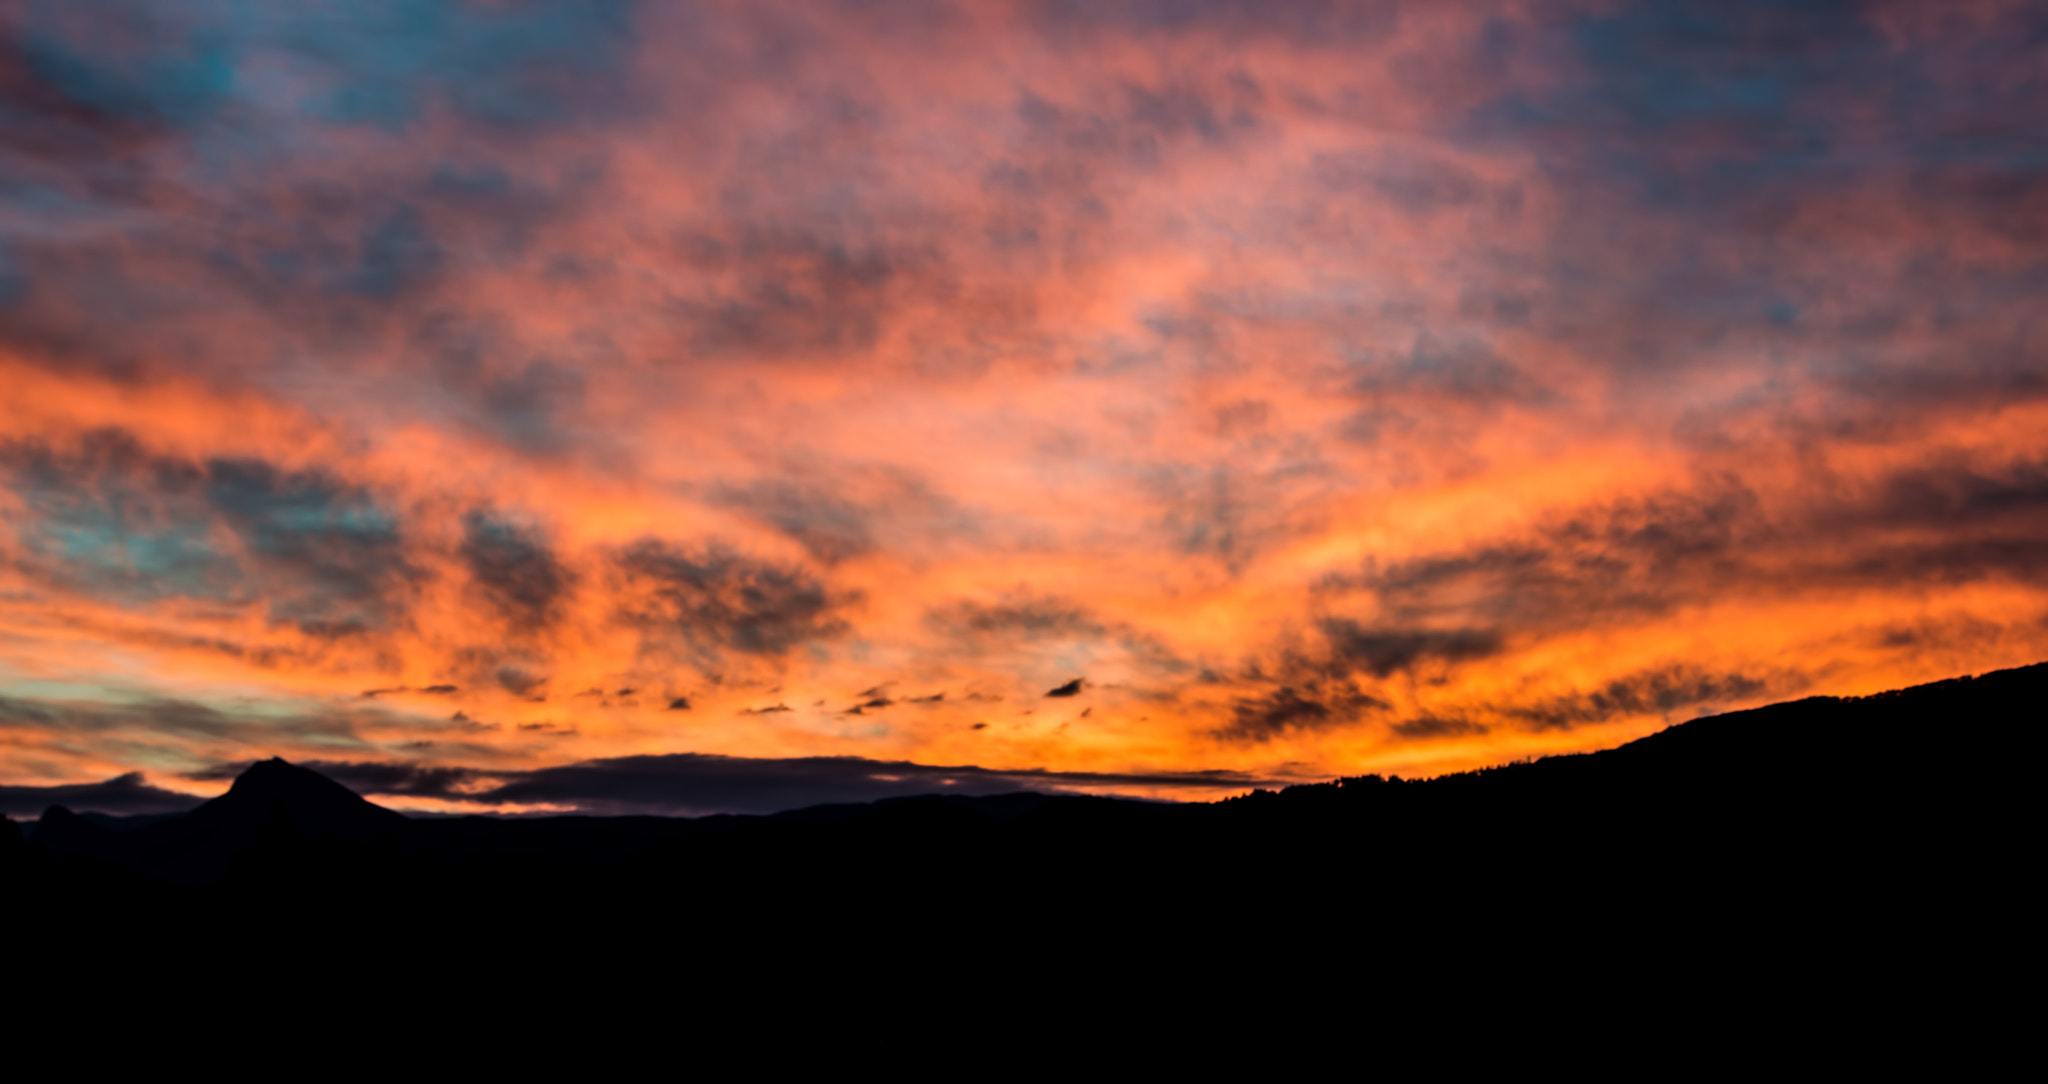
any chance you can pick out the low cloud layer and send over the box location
[187,754,1278,817]
[0,773,203,818]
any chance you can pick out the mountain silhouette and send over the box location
[12,662,2039,885]
[27,756,408,885]
[179,756,408,845]
[5,660,2033,1047]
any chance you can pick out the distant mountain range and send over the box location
[8,662,2031,1045]
[15,661,2036,881]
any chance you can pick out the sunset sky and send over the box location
[2,0,2044,815]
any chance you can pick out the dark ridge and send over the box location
[6,661,2034,1044]
[26,805,115,858]
[13,662,2039,870]
[72,811,188,832]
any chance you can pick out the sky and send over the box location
[2,0,2045,816]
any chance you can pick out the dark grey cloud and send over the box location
[0,15,192,176]
[1853,458,2048,534]
[1312,151,1488,214]
[1871,613,2011,653]
[199,457,420,635]
[1148,464,1260,568]
[222,752,1283,817]
[1207,616,1499,743]
[1009,73,1266,179]
[1211,632,1775,743]
[613,540,851,661]
[1119,79,1259,149]
[1044,678,1084,698]
[1216,679,1385,744]
[1389,714,1485,740]
[1348,337,1554,410]
[0,772,202,818]
[925,596,1107,642]
[1504,666,1781,732]
[713,464,979,566]
[1802,340,2048,433]
[712,480,878,565]
[1326,459,2048,642]
[1021,0,1401,48]
[361,685,459,699]
[492,665,549,698]
[475,360,590,453]
[1319,619,1504,677]
[462,511,573,630]
[673,231,911,361]
[407,316,603,453]
[346,204,442,299]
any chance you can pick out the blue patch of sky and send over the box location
[1461,0,2048,206]
[1455,3,1898,204]
[347,205,443,298]
[19,23,235,128]
[3,450,417,628]
[0,240,27,308]
[200,461,413,635]
[14,483,241,604]
[9,0,642,160]
[202,460,403,562]
[255,0,641,130]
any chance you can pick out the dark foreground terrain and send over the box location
[6,663,2034,1053]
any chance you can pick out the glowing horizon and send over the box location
[3,0,2045,812]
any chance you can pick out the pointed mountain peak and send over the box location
[231,756,322,788]
[226,757,368,803]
